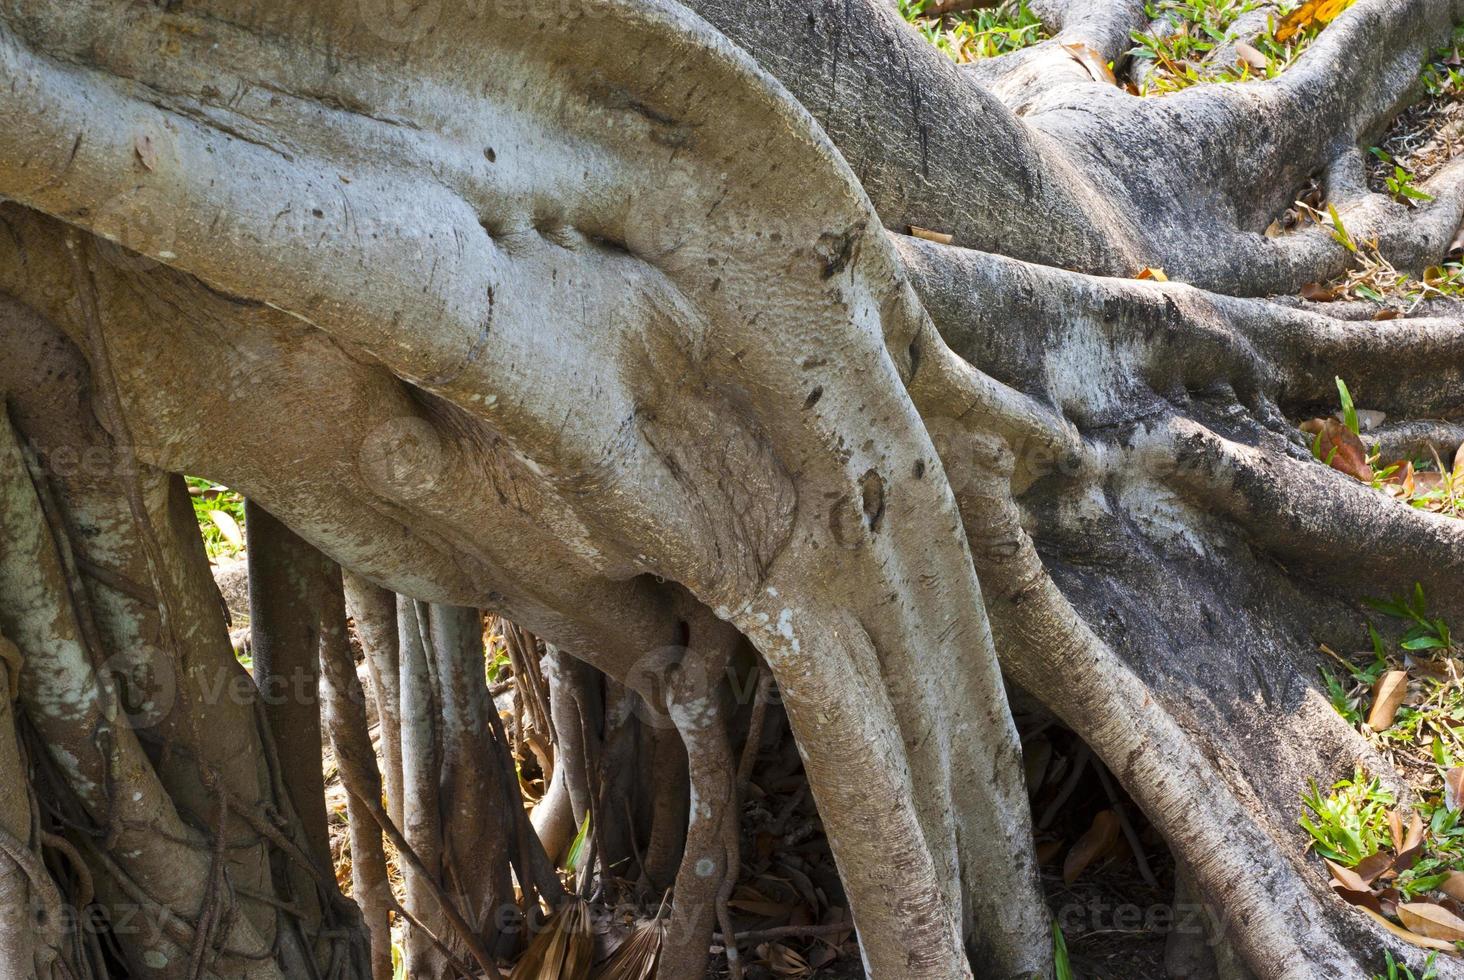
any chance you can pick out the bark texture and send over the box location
[0,0,1460,977]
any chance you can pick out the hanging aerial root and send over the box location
[657,615,741,980]
[319,571,394,980]
[947,430,1363,980]
[0,402,282,980]
[318,599,502,980]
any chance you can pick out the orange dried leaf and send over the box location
[1399,902,1464,942]
[1235,42,1269,70]
[1062,42,1117,84]
[1358,906,1459,952]
[1063,809,1121,884]
[1135,266,1169,282]
[1300,418,1374,482]
[1366,670,1408,732]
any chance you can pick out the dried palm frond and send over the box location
[590,916,664,980]
[511,898,594,980]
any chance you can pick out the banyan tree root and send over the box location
[0,0,1460,976]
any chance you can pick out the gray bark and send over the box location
[0,0,1459,977]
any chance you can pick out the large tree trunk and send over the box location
[0,0,1460,977]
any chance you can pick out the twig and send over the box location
[1094,761,1158,889]
[345,787,504,980]
[712,919,854,944]
[1038,743,1090,831]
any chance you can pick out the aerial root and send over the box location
[949,432,1356,980]
[1142,417,1464,608]
[659,619,741,980]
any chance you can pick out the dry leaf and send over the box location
[1366,670,1408,731]
[591,918,663,980]
[909,226,954,246]
[1397,811,1427,873]
[1353,851,1395,885]
[1390,809,1406,855]
[1275,0,1351,44]
[1442,871,1464,904]
[512,899,594,980]
[1063,809,1121,884]
[758,942,811,978]
[1372,308,1401,320]
[1300,282,1338,302]
[1300,418,1374,483]
[208,509,245,550]
[1062,42,1117,84]
[1235,42,1268,70]
[1325,857,1371,893]
[1446,768,1464,813]
[1358,906,1459,952]
[1135,266,1168,282]
[1399,902,1464,941]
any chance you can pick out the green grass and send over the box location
[1299,767,1395,865]
[1128,0,1354,95]
[898,0,1048,63]
[186,476,246,561]
[1374,950,1439,980]
[1304,590,1464,925]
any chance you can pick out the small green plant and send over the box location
[1052,920,1073,980]
[1366,584,1453,654]
[1336,376,1359,436]
[187,475,247,560]
[564,812,592,884]
[1327,203,1357,253]
[899,0,1048,63]
[1299,768,1395,865]
[1371,148,1436,204]
[1373,950,1439,980]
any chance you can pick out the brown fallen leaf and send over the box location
[1384,460,1416,497]
[1442,871,1464,904]
[1135,266,1168,282]
[1446,768,1464,813]
[1300,418,1374,483]
[1331,881,1383,913]
[512,898,595,980]
[1372,308,1401,320]
[1353,851,1396,885]
[1399,902,1464,941]
[909,226,954,246]
[1062,42,1117,85]
[1396,811,1427,873]
[1325,857,1371,893]
[591,917,664,980]
[1358,906,1459,952]
[1366,670,1409,731]
[1390,809,1405,855]
[1063,809,1121,884]
[1300,282,1339,302]
[758,942,811,978]
[1235,42,1269,71]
